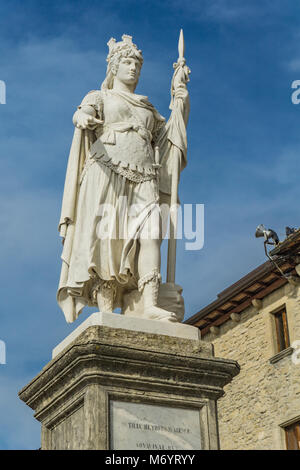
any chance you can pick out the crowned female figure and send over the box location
[57,35,190,323]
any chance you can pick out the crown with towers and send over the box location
[106,35,142,63]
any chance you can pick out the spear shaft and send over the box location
[166,29,189,284]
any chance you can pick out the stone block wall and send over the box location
[204,283,300,450]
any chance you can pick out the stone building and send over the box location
[186,229,300,450]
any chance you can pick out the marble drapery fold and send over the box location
[57,90,188,323]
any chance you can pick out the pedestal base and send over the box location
[19,313,239,450]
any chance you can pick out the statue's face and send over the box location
[115,56,141,87]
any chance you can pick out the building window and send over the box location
[285,421,300,450]
[273,307,290,353]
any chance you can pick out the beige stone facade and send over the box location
[203,282,300,450]
[187,230,300,450]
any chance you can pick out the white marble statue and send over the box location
[57,34,190,323]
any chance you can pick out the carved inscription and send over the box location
[110,401,201,450]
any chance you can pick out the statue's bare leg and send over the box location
[138,239,177,322]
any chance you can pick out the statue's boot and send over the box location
[96,281,116,313]
[143,280,178,322]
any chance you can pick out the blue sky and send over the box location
[0,0,300,449]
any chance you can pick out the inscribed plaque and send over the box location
[110,401,201,450]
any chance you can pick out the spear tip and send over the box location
[178,29,185,60]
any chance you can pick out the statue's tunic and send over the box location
[57,90,166,321]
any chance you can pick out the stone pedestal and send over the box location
[19,313,239,450]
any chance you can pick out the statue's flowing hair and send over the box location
[101,45,143,91]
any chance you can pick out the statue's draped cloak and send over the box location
[57,89,188,322]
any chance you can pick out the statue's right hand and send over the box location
[73,110,103,130]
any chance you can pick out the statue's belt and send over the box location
[80,135,157,185]
[100,122,152,145]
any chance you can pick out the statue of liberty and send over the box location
[57,34,190,324]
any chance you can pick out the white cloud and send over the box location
[204,0,255,21]
[288,59,300,72]
[167,0,280,23]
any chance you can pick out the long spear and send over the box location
[166,29,190,284]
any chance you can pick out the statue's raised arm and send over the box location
[170,28,191,126]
